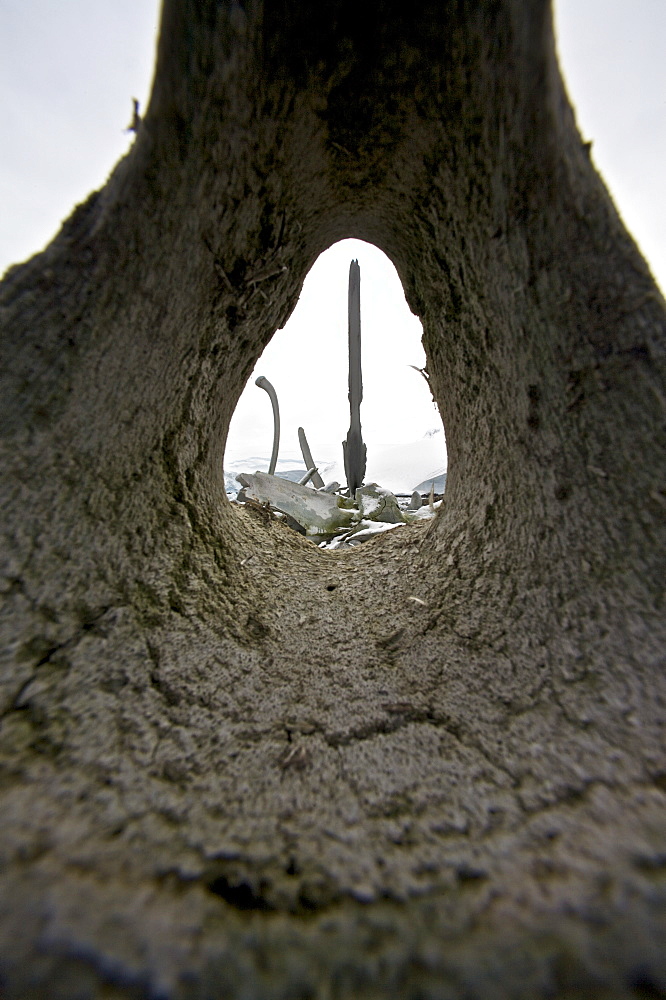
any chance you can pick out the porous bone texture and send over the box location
[0,1,665,997]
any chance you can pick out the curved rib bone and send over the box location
[255,375,280,476]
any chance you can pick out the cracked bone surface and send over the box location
[237,471,355,533]
[0,0,664,997]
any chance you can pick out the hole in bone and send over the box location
[224,239,447,496]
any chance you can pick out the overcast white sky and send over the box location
[1,1,663,479]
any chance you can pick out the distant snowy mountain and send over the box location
[364,432,446,494]
[413,473,447,494]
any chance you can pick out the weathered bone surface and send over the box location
[0,0,665,997]
[297,465,318,486]
[355,483,405,523]
[237,471,354,533]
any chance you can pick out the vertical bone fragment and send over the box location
[342,260,367,494]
